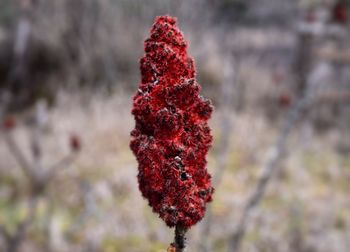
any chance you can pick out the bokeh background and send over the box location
[0,0,350,252]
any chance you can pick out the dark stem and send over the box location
[173,225,187,252]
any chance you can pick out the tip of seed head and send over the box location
[155,15,177,26]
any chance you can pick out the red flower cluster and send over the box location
[130,16,214,228]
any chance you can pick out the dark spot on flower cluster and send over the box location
[130,15,214,228]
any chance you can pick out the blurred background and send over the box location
[0,0,350,251]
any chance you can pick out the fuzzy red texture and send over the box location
[130,16,214,228]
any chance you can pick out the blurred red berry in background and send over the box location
[70,134,81,152]
[2,116,16,130]
[332,1,348,24]
[278,93,292,107]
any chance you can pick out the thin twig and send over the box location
[45,154,76,183]
[3,132,34,181]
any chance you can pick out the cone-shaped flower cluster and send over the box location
[130,16,214,228]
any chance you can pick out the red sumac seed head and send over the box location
[130,16,214,228]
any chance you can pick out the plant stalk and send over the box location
[174,225,187,252]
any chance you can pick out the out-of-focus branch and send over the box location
[228,62,329,252]
[45,153,77,183]
[1,101,80,251]
[3,132,34,181]
[1,0,38,180]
